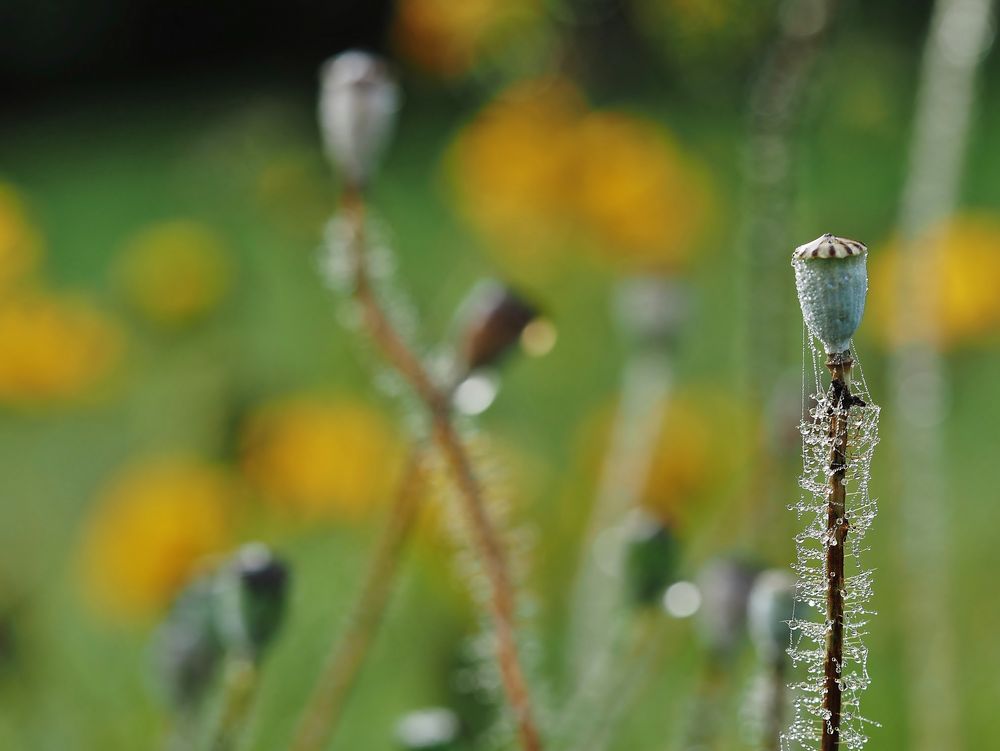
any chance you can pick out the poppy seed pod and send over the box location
[613,275,690,349]
[623,511,680,608]
[153,576,223,710]
[695,557,760,659]
[792,234,868,354]
[747,569,796,664]
[318,50,400,189]
[215,543,289,659]
[455,280,540,375]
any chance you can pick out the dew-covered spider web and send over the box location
[782,331,880,751]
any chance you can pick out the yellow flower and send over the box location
[450,77,583,262]
[0,182,43,294]
[116,221,231,327]
[80,459,236,621]
[0,290,122,405]
[240,396,400,520]
[449,79,711,275]
[573,112,709,270]
[393,0,543,78]
[868,214,1000,349]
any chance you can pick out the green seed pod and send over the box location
[613,275,690,351]
[318,50,400,189]
[791,234,868,354]
[695,557,760,659]
[747,569,796,664]
[395,707,462,751]
[216,544,289,660]
[623,511,680,608]
[153,575,223,710]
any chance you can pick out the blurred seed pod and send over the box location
[453,279,542,376]
[395,707,462,750]
[747,569,795,664]
[623,510,680,608]
[318,50,400,189]
[613,275,691,350]
[792,234,868,354]
[215,544,290,660]
[152,575,224,711]
[695,557,760,659]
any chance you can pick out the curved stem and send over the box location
[291,451,425,751]
[328,188,543,751]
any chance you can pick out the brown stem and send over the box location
[291,451,425,751]
[821,352,854,751]
[334,188,543,751]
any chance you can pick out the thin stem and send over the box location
[291,451,425,751]
[334,187,543,751]
[209,658,258,751]
[763,660,786,751]
[821,352,855,751]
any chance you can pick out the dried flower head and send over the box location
[318,50,400,189]
[792,233,869,354]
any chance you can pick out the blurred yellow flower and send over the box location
[240,396,400,520]
[116,220,231,327]
[80,459,236,621]
[450,78,711,275]
[393,0,543,78]
[573,112,709,270]
[450,78,583,262]
[0,291,122,405]
[0,183,43,294]
[869,214,1000,349]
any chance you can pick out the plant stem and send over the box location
[763,660,786,751]
[334,187,543,751]
[209,658,258,751]
[291,451,425,751]
[821,351,855,751]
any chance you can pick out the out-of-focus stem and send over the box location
[291,451,425,751]
[567,278,674,681]
[209,658,258,751]
[763,660,786,751]
[333,188,543,751]
[821,352,856,751]
[892,1,995,748]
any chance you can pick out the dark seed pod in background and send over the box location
[695,557,760,660]
[395,707,462,751]
[623,511,680,608]
[318,50,400,190]
[747,569,796,665]
[152,575,224,711]
[215,544,290,660]
[454,279,542,376]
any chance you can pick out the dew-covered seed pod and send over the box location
[152,575,224,710]
[747,569,796,664]
[695,557,760,659]
[791,233,868,354]
[454,279,540,375]
[215,543,289,659]
[318,50,400,189]
[395,707,462,751]
[623,511,680,608]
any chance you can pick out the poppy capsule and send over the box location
[791,234,868,354]
[318,50,400,190]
